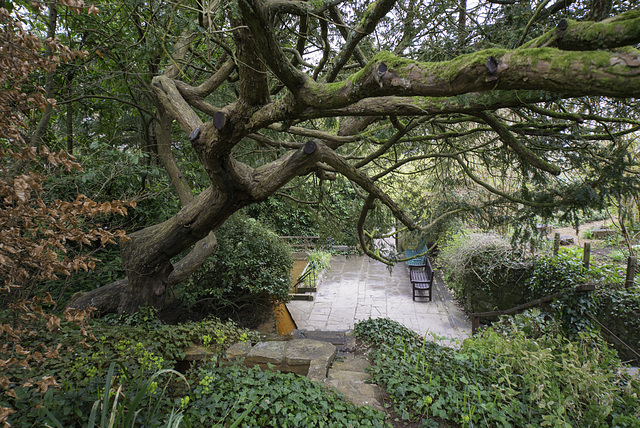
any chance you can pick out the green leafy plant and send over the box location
[183,361,389,427]
[306,250,331,272]
[297,250,331,288]
[525,247,629,338]
[175,214,293,328]
[355,317,640,427]
[609,248,629,262]
[42,362,188,428]
[1,307,256,427]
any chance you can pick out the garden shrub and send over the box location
[1,307,256,427]
[437,231,533,313]
[596,285,640,364]
[524,247,638,344]
[355,317,640,428]
[177,214,293,327]
[523,247,596,336]
[439,232,637,347]
[524,247,588,297]
[184,361,390,427]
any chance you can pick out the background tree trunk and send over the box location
[32,1,57,145]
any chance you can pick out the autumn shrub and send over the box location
[437,231,533,313]
[177,214,293,327]
[0,6,136,426]
[0,303,98,426]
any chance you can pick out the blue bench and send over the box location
[405,246,427,269]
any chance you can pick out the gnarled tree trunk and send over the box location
[68,3,640,314]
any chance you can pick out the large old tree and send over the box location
[66,0,640,313]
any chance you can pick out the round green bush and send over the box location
[178,215,293,327]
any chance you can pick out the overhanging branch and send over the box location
[319,145,418,229]
[523,10,640,50]
[299,45,640,108]
[475,111,561,176]
[324,0,395,82]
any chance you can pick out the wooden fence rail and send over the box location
[471,284,596,334]
[279,236,322,250]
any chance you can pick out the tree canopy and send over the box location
[2,0,640,313]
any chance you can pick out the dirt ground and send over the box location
[551,220,611,245]
[551,219,635,264]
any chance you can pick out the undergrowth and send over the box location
[354,317,640,428]
[1,308,257,427]
[184,362,389,427]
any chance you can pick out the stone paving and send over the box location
[287,255,471,346]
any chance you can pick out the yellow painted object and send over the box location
[274,302,296,335]
[273,259,307,335]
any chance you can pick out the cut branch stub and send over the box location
[557,18,568,32]
[189,127,201,142]
[304,140,317,154]
[486,57,498,75]
[213,111,226,130]
[316,168,337,180]
[377,62,388,76]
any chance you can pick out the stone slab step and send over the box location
[331,355,371,372]
[225,339,336,382]
[293,330,357,352]
[289,293,314,301]
[324,379,383,411]
[327,369,370,382]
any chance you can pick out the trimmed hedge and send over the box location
[437,231,533,313]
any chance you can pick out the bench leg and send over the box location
[412,283,432,301]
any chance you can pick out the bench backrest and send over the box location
[424,257,434,280]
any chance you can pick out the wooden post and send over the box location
[472,315,480,335]
[625,256,637,288]
[583,242,591,269]
[553,233,560,256]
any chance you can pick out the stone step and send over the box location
[330,355,371,372]
[293,330,356,352]
[225,339,336,382]
[224,332,384,413]
[289,293,314,301]
[327,369,370,382]
[324,352,383,411]
[324,378,383,411]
